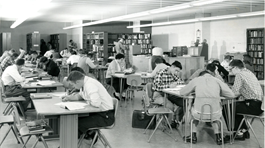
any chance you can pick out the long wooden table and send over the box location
[31,92,102,148]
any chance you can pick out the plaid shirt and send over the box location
[232,68,263,101]
[1,56,14,71]
[153,68,183,91]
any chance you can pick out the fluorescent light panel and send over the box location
[63,0,227,29]
[127,11,265,28]
[10,0,52,28]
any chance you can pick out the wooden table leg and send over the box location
[60,114,78,148]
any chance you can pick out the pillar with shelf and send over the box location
[50,33,67,52]
[27,32,40,53]
[246,28,264,80]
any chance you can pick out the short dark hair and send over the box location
[154,57,164,64]
[206,63,216,73]
[199,70,210,76]
[39,56,48,63]
[16,59,25,66]
[224,55,232,60]
[115,53,125,60]
[78,49,87,55]
[67,71,85,83]
[12,53,19,58]
[31,51,38,55]
[229,59,244,69]
[171,60,182,70]
[71,67,85,74]
[212,60,221,66]
[69,40,73,42]
[70,49,76,55]
[243,54,252,65]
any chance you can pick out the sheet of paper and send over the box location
[36,80,56,86]
[55,102,88,110]
[51,92,68,97]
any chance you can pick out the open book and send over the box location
[55,102,88,111]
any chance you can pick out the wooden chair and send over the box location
[0,79,26,118]
[0,115,21,146]
[142,86,174,142]
[11,103,53,148]
[78,98,119,148]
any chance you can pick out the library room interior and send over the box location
[0,0,264,148]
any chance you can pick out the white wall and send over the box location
[152,15,264,59]
[71,20,83,49]
[152,23,195,51]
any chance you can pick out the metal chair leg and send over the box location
[40,136,49,148]
[98,130,112,148]
[246,118,262,148]
[144,116,155,134]
[164,115,173,134]
[90,131,99,148]
[78,134,85,148]
[31,135,39,148]
[0,125,12,146]
[148,116,164,142]
[11,125,21,144]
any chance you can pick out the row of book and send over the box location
[248,51,263,58]
[248,30,264,37]
[254,65,264,71]
[249,38,264,44]
[253,58,264,64]
[254,72,264,79]
[247,45,263,51]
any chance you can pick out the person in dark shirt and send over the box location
[39,57,60,77]
[212,60,229,82]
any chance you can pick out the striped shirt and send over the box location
[153,68,183,91]
[232,68,263,101]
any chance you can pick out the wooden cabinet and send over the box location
[0,32,11,55]
[27,32,40,53]
[246,28,264,80]
[50,33,67,52]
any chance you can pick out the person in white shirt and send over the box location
[66,49,80,66]
[1,59,31,111]
[62,71,114,137]
[150,57,169,77]
[221,55,232,71]
[60,48,71,58]
[43,49,54,59]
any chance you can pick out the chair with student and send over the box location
[78,98,119,148]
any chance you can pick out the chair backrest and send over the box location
[113,98,119,118]
[193,97,224,122]
[0,79,6,102]
[126,74,142,87]
[11,103,23,126]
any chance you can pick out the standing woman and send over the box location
[40,39,48,56]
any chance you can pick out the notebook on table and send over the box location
[30,93,52,99]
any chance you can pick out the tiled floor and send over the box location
[0,90,264,148]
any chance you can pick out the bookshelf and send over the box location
[26,32,40,53]
[246,28,264,80]
[50,33,67,52]
[110,33,152,55]
[83,32,108,62]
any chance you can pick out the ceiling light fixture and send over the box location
[127,11,265,28]
[63,0,227,29]
[10,0,52,28]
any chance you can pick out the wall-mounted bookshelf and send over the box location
[246,28,264,80]
[50,33,67,52]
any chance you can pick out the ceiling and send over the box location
[0,0,264,25]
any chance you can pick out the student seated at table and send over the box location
[212,60,229,82]
[221,55,232,71]
[152,60,184,127]
[62,71,114,139]
[77,49,98,76]
[0,49,15,63]
[39,56,60,77]
[67,49,80,68]
[60,47,71,58]
[223,59,264,140]
[1,52,19,72]
[1,59,32,112]
[180,70,235,145]
[29,51,38,64]
[44,48,54,59]
[105,53,128,99]
[187,63,224,83]
[149,57,169,77]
